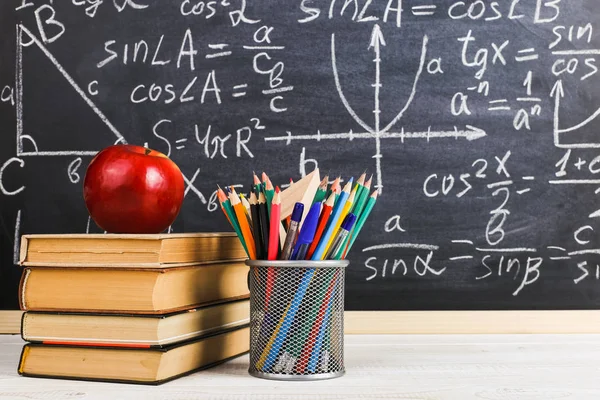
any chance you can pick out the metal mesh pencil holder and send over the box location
[245,260,348,381]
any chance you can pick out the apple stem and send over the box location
[145,148,151,155]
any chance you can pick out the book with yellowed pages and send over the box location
[19,262,249,314]
[18,326,250,384]
[19,233,246,267]
[21,299,249,347]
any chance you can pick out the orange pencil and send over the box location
[229,190,257,260]
[306,192,335,260]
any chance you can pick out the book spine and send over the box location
[17,344,30,375]
[19,268,31,310]
[19,236,28,265]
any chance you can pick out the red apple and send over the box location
[83,145,185,234]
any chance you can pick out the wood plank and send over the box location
[2,334,600,398]
[344,310,600,334]
[4,310,600,335]
[0,311,22,334]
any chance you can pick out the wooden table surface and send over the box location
[2,334,600,399]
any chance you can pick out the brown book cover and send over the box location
[18,326,250,384]
[20,233,246,267]
[19,262,249,314]
[21,299,250,347]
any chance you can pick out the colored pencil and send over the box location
[315,178,353,260]
[327,176,340,196]
[255,303,290,369]
[343,190,378,257]
[281,203,304,260]
[253,172,262,196]
[267,188,281,260]
[258,192,270,260]
[265,189,281,310]
[279,266,335,373]
[218,187,250,257]
[229,190,256,260]
[306,269,341,373]
[325,213,356,260]
[263,181,352,368]
[249,192,262,258]
[264,175,275,217]
[285,178,294,228]
[261,263,314,370]
[334,175,368,259]
[294,270,338,373]
[306,192,335,260]
[312,175,328,204]
[239,192,252,222]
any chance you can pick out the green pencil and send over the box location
[312,175,329,204]
[343,190,378,257]
[217,187,250,257]
[263,173,275,217]
[277,275,331,373]
[253,172,262,196]
[334,175,370,259]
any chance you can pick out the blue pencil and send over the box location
[307,270,341,372]
[311,178,353,260]
[263,178,352,371]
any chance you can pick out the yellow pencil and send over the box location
[229,190,257,260]
[255,304,290,369]
[323,180,355,255]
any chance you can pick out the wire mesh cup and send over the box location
[245,259,349,381]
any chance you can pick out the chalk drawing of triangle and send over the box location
[16,24,127,157]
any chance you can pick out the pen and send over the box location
[291,202,321,260]
[281,202,304,260]
[325,213,356,260]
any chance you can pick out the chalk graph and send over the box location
[265,25,487,193]
[15,24,127,157]
[552,78,600,149]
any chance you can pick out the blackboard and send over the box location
[2,0,600,312]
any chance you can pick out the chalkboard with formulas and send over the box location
[2,0,600,311]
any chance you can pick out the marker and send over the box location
[325,213,356,260]
[291,202,321,260]
[281,203,304,260]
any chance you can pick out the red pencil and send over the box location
[265,188,281,308]
[267,188,281,260]
[306,192,335,260]
[294,269,338,373]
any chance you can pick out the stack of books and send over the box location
[16,233,251,384]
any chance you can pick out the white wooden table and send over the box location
[2,334,600,399]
